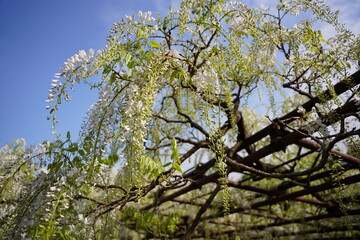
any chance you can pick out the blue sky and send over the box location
[0,0,177,146]
[0,0,359,147]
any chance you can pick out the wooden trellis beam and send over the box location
[202,174,360,220]
[239,70,360,151]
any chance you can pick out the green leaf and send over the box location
[127,61,135,69]
[149,40,161,48]
[110,72,117,84]
[211,46,219,54]
[170,70,180,84]
[49,160,63,172]
[145,51,155,58]
[134,39,142,50]
[339,60,350,68]
[72,156,83,168]
[171,69,186,83]
[302,35,310,43]
[78,149,85,157]
[102,65,111,75]
[107,153,119,166]
[136,28,144,38]
[172,163,183,174]
[65,144,78,152]
[163,162,172,167]
[170,138,179,163]
[125,54,132,67]
[82,185,90,195]
[84,146,91,154]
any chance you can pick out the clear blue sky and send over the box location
[0,0,359,147]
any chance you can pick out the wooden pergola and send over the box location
[134,70,360,239]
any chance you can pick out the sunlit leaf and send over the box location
[149,40,161,48]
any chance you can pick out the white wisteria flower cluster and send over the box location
[45,49,101,126]
[61,49,98,80]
